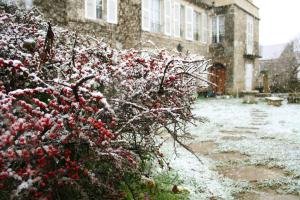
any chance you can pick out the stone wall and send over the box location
[214,0,259,18]
[232,4,260,94]
[209,5,235,93]
[141,32,210,56]
[33,0,68,25]
[116,0,142,49]
[32,0,119,47]
[233,6,247,94]
[32,0,142,49]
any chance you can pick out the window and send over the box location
[85,0,118,24]
[142,0,150,31]
[96,0,103,19]
[173,2,181,37]
[193,11,202,41]
[152,0,161,32]
[107,0,118,24]
[201,12,208,43]
[185,6,193,40]
[142,0,161,33]
[164,0,172,35]
[212,15,225,43]
[247,15,254,54]
[86,0,102,20]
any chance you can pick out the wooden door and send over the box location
[210,65,226,95]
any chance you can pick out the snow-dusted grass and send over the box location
[161,98,300,199]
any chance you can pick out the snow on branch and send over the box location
[0,4,211,199]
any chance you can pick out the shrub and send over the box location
[0,3,209,199]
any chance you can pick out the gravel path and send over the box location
[162,98,300,200]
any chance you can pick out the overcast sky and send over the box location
[253,0,300,46]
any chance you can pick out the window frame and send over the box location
[173,2,181,38]
[164,0,172,35]
[180,4,185,38]
[142,0,151,31]
[96,0,103,19]
[212,15,225,44]
[185,6,194,41]
[246,14,254,54]
[193,11,202,41]
[142,0,161,33]
[85,0,118,24]
[201,12,208,43]
[85,0,103,20]
[151,0,161,33]
[107,0,118,24]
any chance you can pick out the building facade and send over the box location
[30,0,260,95]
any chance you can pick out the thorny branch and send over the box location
[0,4,211,199]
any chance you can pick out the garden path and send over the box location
[162,99,300,199]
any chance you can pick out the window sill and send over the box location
[142,31,209,46]
[210,42,225,48]
[244,53,261,59]
[83,18,117,26]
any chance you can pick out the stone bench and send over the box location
[255,93,271,98]
[242,90,259,104]
[265,97,284,106]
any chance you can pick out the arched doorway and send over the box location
[210,63,227,95]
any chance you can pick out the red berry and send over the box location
[40,181,46,188]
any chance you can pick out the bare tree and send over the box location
[263,38,300,93]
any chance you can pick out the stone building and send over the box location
[27,0,259,95]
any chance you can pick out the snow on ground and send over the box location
[161,98,300,199]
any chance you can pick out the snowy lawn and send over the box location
[161,98,300,200]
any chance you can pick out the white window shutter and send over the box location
[85,0,97,19]
[208,16,212,43]
[142,0,150,31]
[107,0,118,24]
[247,15,254,54]
[251,18,254,52]
[170,1,174,35]
[151,0,161,32]
[164,0,172,36]
[185,6,193,40]
[202,12,207,43]
[247,16,250,52]
[173,2,180,37]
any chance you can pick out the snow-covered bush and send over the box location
[0,3,210,199]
